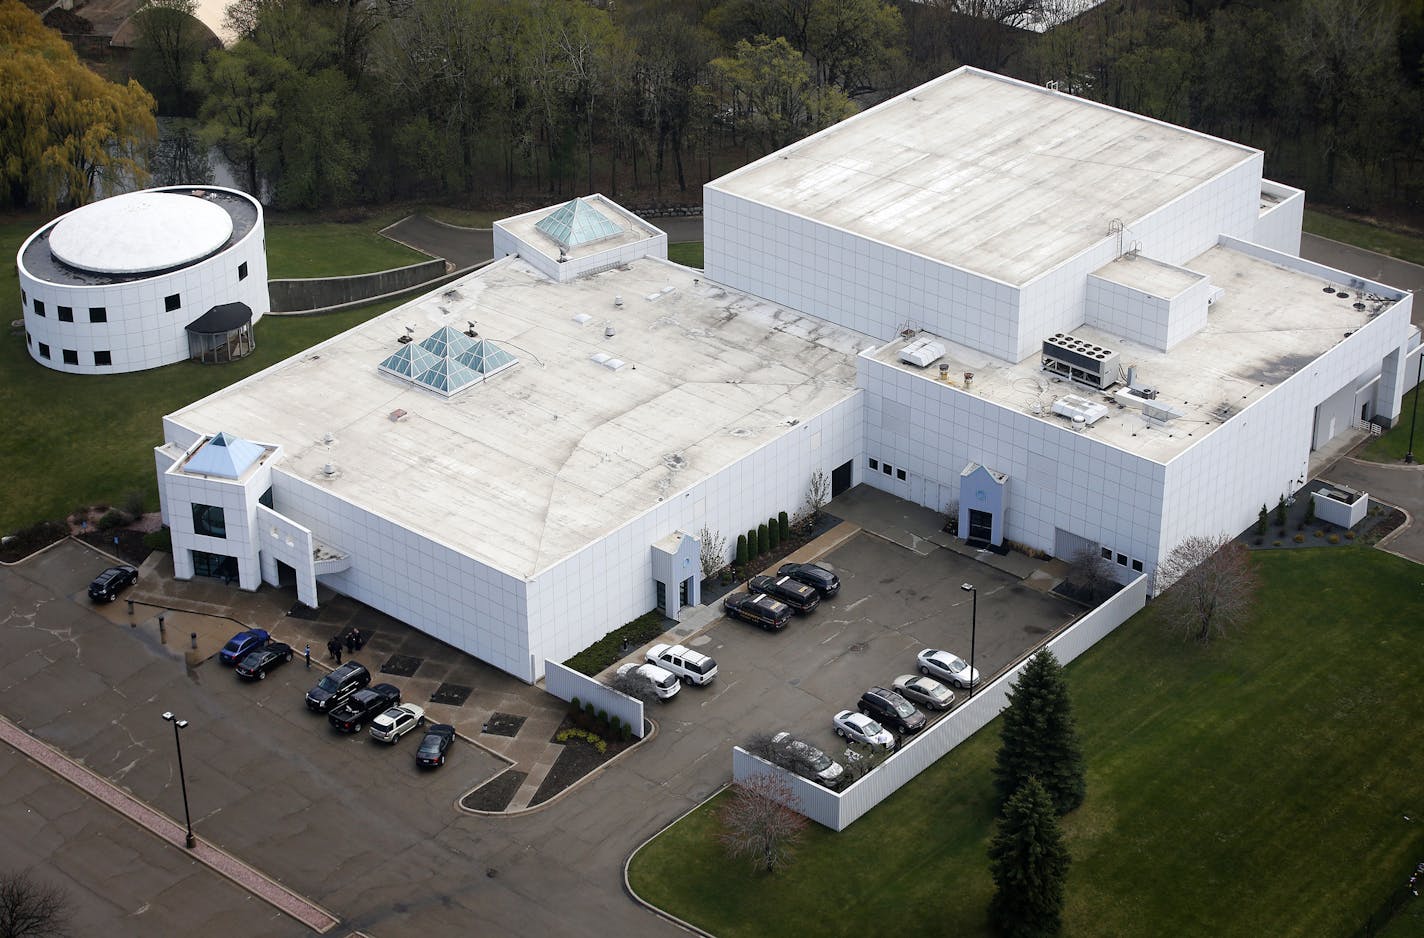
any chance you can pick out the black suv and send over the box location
[858,687,927,735]
[748,575,820,614]
[723,592,793,630]
[88,565,139,602]
[305,662,371,712]
[329,683,402,733]
[777,562,840,598]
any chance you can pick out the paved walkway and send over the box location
[378,214,492,270]
[0,717,340,934]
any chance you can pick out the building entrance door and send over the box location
[680,577,691,607]
[967,509,993,542]
[656,580,667,611]
[831,459,853,497]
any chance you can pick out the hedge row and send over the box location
[563,609,666,676]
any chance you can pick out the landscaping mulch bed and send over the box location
[528,713,639,806]
[76,529,152,565]
[702,511,844,606]
[1238,484,1404,552]
[461,770,527,812]
[429,682,473,706]
[481,712,525,737]
[380,654,423,677]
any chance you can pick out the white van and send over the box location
[645,643,718,686]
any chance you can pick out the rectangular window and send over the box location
[1131,559,1144,572]
[93,350,112,366]
[1101,546,1112,560]
[33,299,45,317]
[868,458,878,470]
[89,307,107,323]
[58,305,73,322]
[238,261,248,280]
[191,503,227,538]
[1117,553,1128,566]
[20,290,25,305]
[165,293,181,312]
[896,468,907,481]
[38,343,50,359]
[882,463,892,475]
[62,349,78,365]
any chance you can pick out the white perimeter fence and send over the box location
[544,660,647,739]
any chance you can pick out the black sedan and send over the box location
[328,683,401,733]
[748,574,820,614]
[777,562,840,597]
[88,565,139,602]
[234,642,294,680]
[723,592,792,630]
[416,724,456,768]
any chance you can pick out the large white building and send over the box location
[156,68,1415,682]
[18,186,269,373]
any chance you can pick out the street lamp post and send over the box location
[960,583,978,699]
[1405,351,1423,464]
[161,711,196,848]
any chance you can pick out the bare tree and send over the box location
[1154,534,1260,643]
[805,469,831,527]
[697,525,728,581]
[1065,546,1116,605]
[0,869,69,938]
[838,740,888,784]
[718,772,808,873]
[609,670,661,704]
[743,732,824,782]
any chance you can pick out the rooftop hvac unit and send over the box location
[1042,333,1120,390]
[1051,394,1110,427]
[899,337,946,367]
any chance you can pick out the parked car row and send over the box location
[722,562,841,631]
[606,643,720,703]
[214,630,454,770]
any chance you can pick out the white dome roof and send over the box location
[48,191,235,274]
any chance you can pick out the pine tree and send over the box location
[758,523,770,555]
[987,777,1070,938]
[993,650,1085,815]
[778,511,790,541]
[748,528,758,557]
[768,516,780,550]
[736,534,748,567]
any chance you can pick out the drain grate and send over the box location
[430,683,473,706]
[380,654,422,677]
[286,603,320,621]
[482,712,526,737]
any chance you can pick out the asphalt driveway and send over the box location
[1321,455,1424,562]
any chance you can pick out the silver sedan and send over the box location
[892,674,955,710]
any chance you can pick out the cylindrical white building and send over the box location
[16,186,269,374]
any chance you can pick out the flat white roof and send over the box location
[869,244,1396,462]
[171,258,872,576]
[1092,254,1203,298]
[499,195,659,264]
[48,191,233,274]
[710,68,1256,286]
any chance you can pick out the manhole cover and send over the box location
[286,603,320,620]
[380,654,422,677]
[483,712,526,737]
[430,683,473,706]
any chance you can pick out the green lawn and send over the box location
[667,241,703,269]
[263,221,427,279]
[1303,209,1424,267]
[629,547,1424,937]
[1359,385,1424,463]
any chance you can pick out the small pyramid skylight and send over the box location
[535,197,622,250]
[379,326,518,396]
[185,431,265,479]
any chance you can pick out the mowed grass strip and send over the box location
[1303,209,1424,267]
[1358,384,1423,463]
[628,547,1424,937]
[263,220,427,279]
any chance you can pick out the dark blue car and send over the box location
[219,628,271,665]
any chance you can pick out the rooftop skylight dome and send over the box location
[535,197,623,250]
[378,325,518,396]
[184,431,264,478]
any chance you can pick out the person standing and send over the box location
[304,643,311,669]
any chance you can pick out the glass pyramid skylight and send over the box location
[378,342,439,379]
[379,327,518,396]
[455,338,518,378]
[413,357,483,395]
[185,431,264,479]
[418,325,477,359]
[535,197,622,250]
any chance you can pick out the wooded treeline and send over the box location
[8,0,1424,220]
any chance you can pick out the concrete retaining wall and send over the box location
[733,573,1150,830]
[269,258,447,313]
[544,660,646,739]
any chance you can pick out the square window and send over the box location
[62,349,78,365]
[192,503,226,538]
[1131,559,1144,572]
[89,306,107,323]
[868,458,879,470]
[57,305,73,322]
[882,463,892,475]
[1101,546,1112,560]
[38,343,50,359]
[896,468,907,481]
[33,299,45,317]
[238,261,248,280]
[93,350,111,366]
[165,293,181,312]
[1116,553,1128,566]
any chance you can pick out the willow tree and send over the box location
[0,3,157,210]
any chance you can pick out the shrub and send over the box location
[778,511,790,541]
[584,702,596,719]
[142,527,172,552]
[1345,530,1356,540]
[1294,533,1305,544]
[735,534,748,566]
[97,508,127,531]
[758,523,770,555]
[1273,540,1282,547]
[597,708,608,725]
[570,696,581,713]
[768,516,780,551]
[555,728,608,753]
[1327,533,1340,544]
[563,610,668,675]
[1253,538,1262,546]
[1256,505,1268,536]
[123,490,146,518]
[621,721,632,741]
[1304,496,1316,525]
[1274,496,1287,527]
[747,528,758,557]
[1314,529,1324,538]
